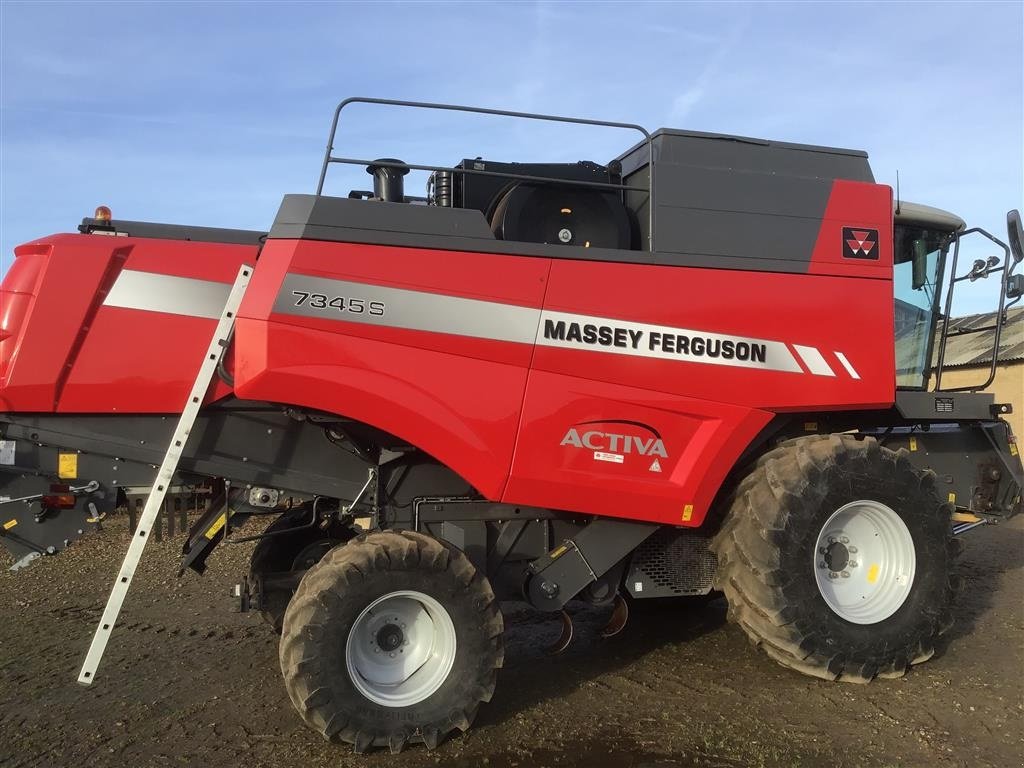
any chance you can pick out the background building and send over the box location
[932,307,1023,435]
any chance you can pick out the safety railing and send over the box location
[934,219,1021,392]
[315,97,657,250]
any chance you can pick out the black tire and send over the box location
[712,434,959,683]
[249,506,354,631]
[279,530,504,753]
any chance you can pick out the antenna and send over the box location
[895,169,901,215]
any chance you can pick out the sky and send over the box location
[1,0,1022,316]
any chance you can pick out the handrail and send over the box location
[934,226,1014,393]
[316,96,656,250]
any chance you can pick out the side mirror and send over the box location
[1008,209,1023,264]
[911,238,929,289]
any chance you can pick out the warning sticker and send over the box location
[0,440,14,466]
[58,453,78,479]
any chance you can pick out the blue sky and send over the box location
[1,1,1021,314]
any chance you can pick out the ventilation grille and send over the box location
[627,528,718,597]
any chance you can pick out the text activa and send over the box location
[560,428,668,458]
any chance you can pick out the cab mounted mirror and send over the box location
[911,238,929,289]
[1008,209,1023,264]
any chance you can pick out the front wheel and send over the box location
[712,434,959,683]
[279,530,504,753]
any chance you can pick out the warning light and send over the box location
[94,205,112,222]
[560,208,572,214]
[43,484,76,509]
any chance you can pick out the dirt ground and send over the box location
[1,513,1021,768]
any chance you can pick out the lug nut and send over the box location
[840,536,850,544]
[848,561,858,568]
[828,572,839,580]
[848,546,858,554]
[818,561,827,569]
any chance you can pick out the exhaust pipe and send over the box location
[366,158,410,202]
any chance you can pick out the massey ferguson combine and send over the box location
[1,98,1022,753]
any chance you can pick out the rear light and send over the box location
[42,484,76,509]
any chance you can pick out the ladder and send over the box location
[77,264,252,685]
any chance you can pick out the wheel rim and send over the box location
[345,590,457,707]
[813,500,916,625]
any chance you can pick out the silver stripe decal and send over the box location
[536,309,803,373]
[274,272,853,378]
[792,344,836,377]
[103,270,232,320]
[834,351,861,379]
[274,273,540,344]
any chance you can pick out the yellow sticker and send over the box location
[947,492,957,503]
[1011,443,1019,457]
[58,452,78,479]
[550,544,568,559]
[909,436,918,451]
[866,563,880,584]
[204,512,228,540]
[3,519,17,530]
[803,422,817,432]
[681,504,694,523]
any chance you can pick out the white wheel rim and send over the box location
[813,500,916,625]
[345,590,457,707]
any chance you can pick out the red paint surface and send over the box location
[2,180,895,526]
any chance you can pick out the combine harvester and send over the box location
[1,98,1021,753]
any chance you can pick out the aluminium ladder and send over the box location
[77,264,252,685]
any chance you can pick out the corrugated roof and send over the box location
[933,307,1024,368]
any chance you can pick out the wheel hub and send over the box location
[813,500,916,625]
[376,623,404,652]
[345,590,457,707]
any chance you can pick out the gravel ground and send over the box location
[1,513,1021,768]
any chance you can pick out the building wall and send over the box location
[936,361,1024,436]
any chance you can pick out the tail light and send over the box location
[42,484,76,509]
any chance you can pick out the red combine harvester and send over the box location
[1,98,1021,753]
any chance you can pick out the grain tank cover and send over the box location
[617,129,876,271]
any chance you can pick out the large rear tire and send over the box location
[279,530,504,753]
[712,434,959,683]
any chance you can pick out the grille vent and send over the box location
[626,528,718,598]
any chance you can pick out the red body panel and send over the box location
[235,239,551,499]
[231,180,895,526]
[0,234,258,413]
[1,180,896,527]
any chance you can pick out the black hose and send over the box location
[217,326,235,387]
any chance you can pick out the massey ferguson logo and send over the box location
[842,227,879,260]
[560,421,668,472]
